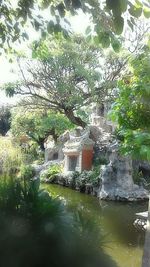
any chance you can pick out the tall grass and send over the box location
[0,137,23,174]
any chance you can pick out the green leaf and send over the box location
[22,32,29,40]
[113,16,124,35]
[98,32,110,48]
[111,38,121,52]
[50,5,55,16]
[41,0,52,9]
[57,3,65,17]
[93,36,99,45]
[129,4,142,18]
[119,0,127,12]
[135,0,143,8]
[106,0,119,10]
[85,26,91,35]
[143,7,150,18]
[47,20,54,34]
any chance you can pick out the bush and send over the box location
[72,167,101,191]
[40,164,62,182]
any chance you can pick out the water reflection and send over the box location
[45,184,148,267]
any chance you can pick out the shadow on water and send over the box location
[45,184,148,267]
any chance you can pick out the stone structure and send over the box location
[44,130,70,162]
[89,103,116,133]
[63,130,94,174]
[134,211,148,231]
[99,142,149,201]
[45,143,64,162]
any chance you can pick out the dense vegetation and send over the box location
[11,108,74,150]
[111,45,150,161]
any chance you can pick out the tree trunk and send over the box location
[64,108,87,128]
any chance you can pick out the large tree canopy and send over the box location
[5,36,102,128]
[0,0,150,54]
[11,108,74,150]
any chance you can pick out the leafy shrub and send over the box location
[40,164,62,182]
[72,167,101,190]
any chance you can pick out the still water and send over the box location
[45,184,148,267]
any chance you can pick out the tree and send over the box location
[5,36,102,128]
[0,105,11,136]
[0,0,150,55]
[110,44,150,160]
[11,108,74,150]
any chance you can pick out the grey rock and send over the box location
[99,142,149,201]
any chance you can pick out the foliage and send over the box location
[19,164,36,180]
[88,166,101,187]
[40,164,62,182]
[11,107,74,149]
[72,167,101,189]
[0,105,11,136]
[5,36,101,127]
[110,45,150,160]
[0,137,23,174]
[21,141,42,164]
[93,156,109,166]
[0,0,150,55]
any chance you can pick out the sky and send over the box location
[0,10,90,105]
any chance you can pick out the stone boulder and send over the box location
[99,142,149,201]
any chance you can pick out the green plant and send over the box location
[93,156,109,166]
[0,137,23,174]
[40,164,62,182]
[110,46,150,161]
[72,168,100,190]
[88,166,101,187]
[19,164,36,180]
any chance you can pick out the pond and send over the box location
[45,184,148,267]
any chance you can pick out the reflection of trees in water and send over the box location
[99,201,147,247]
[46,185,147,248]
